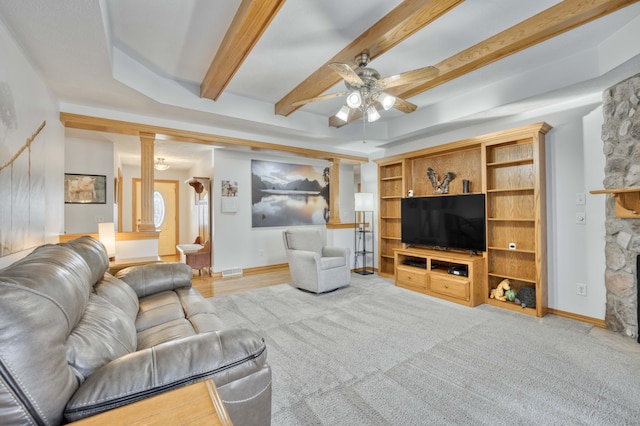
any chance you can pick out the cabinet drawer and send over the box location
[397,266,427,289]
[429,274,469,300]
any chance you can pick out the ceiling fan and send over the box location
[292,51,439,124]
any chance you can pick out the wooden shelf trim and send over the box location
[488,272,535,284]
[590,187,640,218]
[486,157,534,167]
[488,246,535,254]
[487,218,535,222]
[487,187,534,193]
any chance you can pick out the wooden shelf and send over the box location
[590,187,640,218]
[488,272,535,284]
[486,158,534,167]
[487,187,534,193]
[486,298,538,317]
[488,246,535,254]
[487,218,535,222]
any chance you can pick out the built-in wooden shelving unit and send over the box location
[375,122,551,318]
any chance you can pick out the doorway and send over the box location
[133,179,179,256]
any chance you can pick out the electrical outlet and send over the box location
[575,192,585,205]
[259,249,264,257]
[576,283,587,296]
[575,212,586,225]
[95,216,104,223]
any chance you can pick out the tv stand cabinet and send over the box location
[394,248,486,307]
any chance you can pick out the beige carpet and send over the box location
[209,274,640,425]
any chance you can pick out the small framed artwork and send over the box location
[64,173,107,204]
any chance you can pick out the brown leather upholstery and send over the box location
[185,240,211,275]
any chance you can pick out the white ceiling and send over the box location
[1,0,639,168]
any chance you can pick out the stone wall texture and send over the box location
[602,72,640,339]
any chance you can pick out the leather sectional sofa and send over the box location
[0,236,271,425]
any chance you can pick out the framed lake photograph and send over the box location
[64,173,107,204]
[251,159,330,228]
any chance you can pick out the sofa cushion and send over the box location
[137,318,196,349]
[136,288,226,349]
[94,274,139,321]
[136,291,185,332]
[284,228,323,254]
[63,235,110,286]
[66,293,137,381]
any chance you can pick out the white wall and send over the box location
[213,150,342,273]
[0,16,64,269]
[64,137,114,233]
[583,106,607,318]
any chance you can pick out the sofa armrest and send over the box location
[116,262,193,298]
[64,329,268,422]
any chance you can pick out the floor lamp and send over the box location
[354,192,374,275]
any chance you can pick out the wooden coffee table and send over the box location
[70,379,232,425]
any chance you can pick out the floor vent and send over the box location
[222,267,243,278]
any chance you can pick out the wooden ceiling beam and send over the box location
[59,113,368,163]
[200,0,286,101]
[390,0,640,101]
[274,0,465,117]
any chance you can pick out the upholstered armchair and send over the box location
[282,228,351,293]
[185,239,211,276]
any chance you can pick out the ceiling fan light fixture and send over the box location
[378,92,396,111]
[346,91,362,108]
[367,105,381,122]
[154,157,170,171]
[335,105,351,122]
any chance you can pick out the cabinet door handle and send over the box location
[444,284,449,288]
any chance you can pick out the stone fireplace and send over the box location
[601,72,640,340]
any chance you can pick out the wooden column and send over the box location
[329,159,341,224]
[138,133,156,232]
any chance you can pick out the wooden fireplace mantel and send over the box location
[590,187,640,218]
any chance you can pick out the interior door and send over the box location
[133,179,178,256]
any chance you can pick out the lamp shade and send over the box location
[346,91,362,108]
[98,222,116,259]
[354,192,374,211]
[366,105,380,122]
[335,105,350,122]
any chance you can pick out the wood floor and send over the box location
[191,269,291,298]
[160,254,290,298]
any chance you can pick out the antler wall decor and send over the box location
[427,167,456,194]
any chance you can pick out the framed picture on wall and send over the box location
[64,173,107,204]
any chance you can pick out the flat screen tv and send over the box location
[401,193,486,253]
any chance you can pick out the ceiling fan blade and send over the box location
[377,66,439,89]
[328,62,363,86]
[291,91,348,107]
[393,97,418,114]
